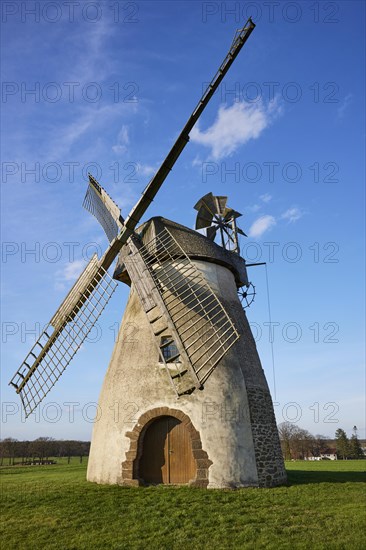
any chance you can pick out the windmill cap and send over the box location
[113,216,249,288]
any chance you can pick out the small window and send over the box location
[159,336,180,363]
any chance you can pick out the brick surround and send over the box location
[121,407,212,487]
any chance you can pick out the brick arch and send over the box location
[121,407,212,487]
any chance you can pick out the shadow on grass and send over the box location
[287,469,366,485]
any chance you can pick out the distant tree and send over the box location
[335,428,350,459]
[16,440,30,464]
[60,440,76,464]
[0,438,92,466]
[349,427,364,459]
[291,428,314,459]
[311,435,331,458]
[0,440,5,466]
[1,438,18,465]
[78,441,90,463]
[278,422,297,460]
[30,437,55,462]
[278,422,314,459]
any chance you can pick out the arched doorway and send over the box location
[139,416,196,485]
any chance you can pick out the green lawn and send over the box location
[1,459,365,549]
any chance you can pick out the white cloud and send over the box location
[337,93,353,119]
[192,156,203,168]
[66,18,114,85]
[55,259,86,291]
[137,163,157,177]
[112,125,130,155]
[281,207,303,223]
[246,194,272,214]
[246,204,261,213]
[247,206,303,238]
[45,102,138,160]
[260,193,272,203]
[248,215,276,238]
[47,114,94,159]
[62,260,86,281]
[190,99,282,160]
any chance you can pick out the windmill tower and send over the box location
[9,18,287,488]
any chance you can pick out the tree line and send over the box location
[1,425,364,466]
[334,427,364,460]
[0,437,90,466]
[278,422,365,460]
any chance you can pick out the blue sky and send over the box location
[1,0,365,441]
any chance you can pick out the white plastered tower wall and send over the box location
[87,217,286,488]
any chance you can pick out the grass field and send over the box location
[1,459,365,549]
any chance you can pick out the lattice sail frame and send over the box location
[137,228,240,386]
[9,255,117,417]
[83,175,123,242]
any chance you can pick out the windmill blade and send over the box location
[194,193,228,229]
[206,225,218,241]
[194,192,215,212]
[236,227,247,237]
[194,193,227,217]
[9,255,117,417]
[223,207,242,222]
[132,228,240,389]
[195,206,214,230]
[83,174,123,242]
[194,193,216,229]
[214,196,228,216]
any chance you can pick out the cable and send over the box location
[265,263,277,400]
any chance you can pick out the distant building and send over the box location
[305,448,337,461]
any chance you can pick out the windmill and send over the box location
[9,18,287,488]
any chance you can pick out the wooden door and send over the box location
[139,416,196,484]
